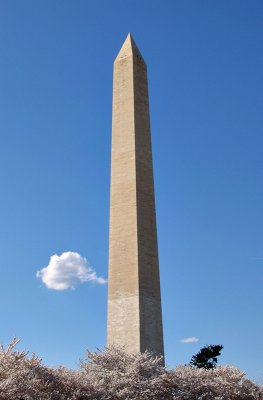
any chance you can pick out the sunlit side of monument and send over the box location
[107,33,164,358]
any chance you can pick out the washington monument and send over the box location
[107,33,164,358]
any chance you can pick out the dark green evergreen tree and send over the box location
[190,345,223,369]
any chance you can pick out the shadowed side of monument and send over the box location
[107,33,164,358]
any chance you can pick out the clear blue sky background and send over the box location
[0,0,262,382]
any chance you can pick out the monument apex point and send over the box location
[115,33,145,63]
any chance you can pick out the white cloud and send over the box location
[179,337,199,343]
[36,251,106,290]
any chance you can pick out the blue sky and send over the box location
[0,0,262,382]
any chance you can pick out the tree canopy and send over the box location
[0,339,262,399]
[190,344,224,369]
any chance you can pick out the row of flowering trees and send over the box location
[0,338,262,399]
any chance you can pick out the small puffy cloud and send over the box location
[179,337,199,343]
[36,251,106,290]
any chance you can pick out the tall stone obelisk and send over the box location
[107,33,164,358]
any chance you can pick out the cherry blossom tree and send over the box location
[80,346,169,400]
[0,338,96,399]
[0,338,262,400]
[169,365,263,400]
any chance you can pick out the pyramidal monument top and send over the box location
[115,33,145,63]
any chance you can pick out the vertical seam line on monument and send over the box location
[132,51,145,353]
[131,50,142,352]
